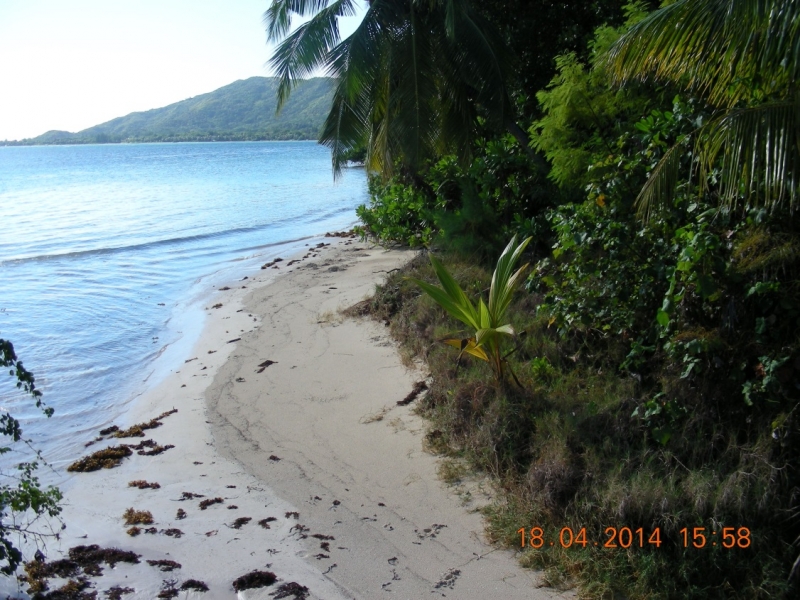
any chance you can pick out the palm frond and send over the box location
[319,78,369,177]
[266,0,518,178]
[605,0,800,107]
[701,98,800,211]
[488,235,532,319]
[265,1,335,42]
[444,2,512,127]
[635,137,689,221]
[319,1,393,175]
[267,0,358,110]
[387,4,440,171]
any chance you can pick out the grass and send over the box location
[358,250,798,599]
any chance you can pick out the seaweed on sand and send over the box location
[128,480,160,489]
[122,508,153,525]
[104,586,134,600]
[111,409,178,438]
[180,580,209,592]
[257,517,277,529]
[271,582,310,599]
[230,517,251,529]
[58,545,140,578]
[232,570,277,592]
[67,446,132,472]
[198,497,223,510]
[147,560,181,572]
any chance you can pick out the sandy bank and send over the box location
[8,239,569,599]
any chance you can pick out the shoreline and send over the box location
[7,229,354,471]
[5,238,568,599]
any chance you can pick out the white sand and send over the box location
[8,240,570,599]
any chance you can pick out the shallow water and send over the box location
[0,141,366,463]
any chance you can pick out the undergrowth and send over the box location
[362,250,799,599]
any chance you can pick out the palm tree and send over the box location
[264,0,524,177]
[604,0,800,219]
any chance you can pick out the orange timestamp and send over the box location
[517,526,752,549]
[519,527,663,549]
[679,527,751,548]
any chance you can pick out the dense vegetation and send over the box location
[2,77,334,145]
[268,0,800,597]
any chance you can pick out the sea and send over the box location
[0,141,368,469]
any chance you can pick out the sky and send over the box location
[0,0,366,141]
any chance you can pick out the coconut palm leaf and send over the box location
[266,0,338,41]
[605,0,800,108]
[410,236,531,382]
[635,134,690,220]
[602,0,800,215]
[488,235,532,320]
[414,253,481,330]
[268,0,359,109]
[700,98,800,210]
[265,0,522,178]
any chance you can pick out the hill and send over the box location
[7,77,334,145]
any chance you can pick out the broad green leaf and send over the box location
[409,276,479,330]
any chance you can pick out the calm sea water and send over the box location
[0,141,366,465]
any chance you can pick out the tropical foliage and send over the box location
[410,236,531,382]
[605,0,800,217]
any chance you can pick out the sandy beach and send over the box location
[9,239,570,599]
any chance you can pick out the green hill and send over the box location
[11,77,334,145]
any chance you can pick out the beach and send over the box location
[16,238,570,599]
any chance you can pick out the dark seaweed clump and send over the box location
[104,586,134,600]
[69,545,140,569]
[199,497,224,510]
[180,580,209,592]
[157,580,178,599]
[232,570,277,591]
[271,582,310,599]
[231,517,251,529]
[258,517,277,529]
[147,559,181,572]
[127,439,174,455]
[163,528,183,538]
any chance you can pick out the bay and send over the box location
[0,141,367,465]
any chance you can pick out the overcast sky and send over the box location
[0,0,365,141]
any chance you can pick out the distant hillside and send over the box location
[7,77,335,145]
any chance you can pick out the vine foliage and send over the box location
[0,338,62,575]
